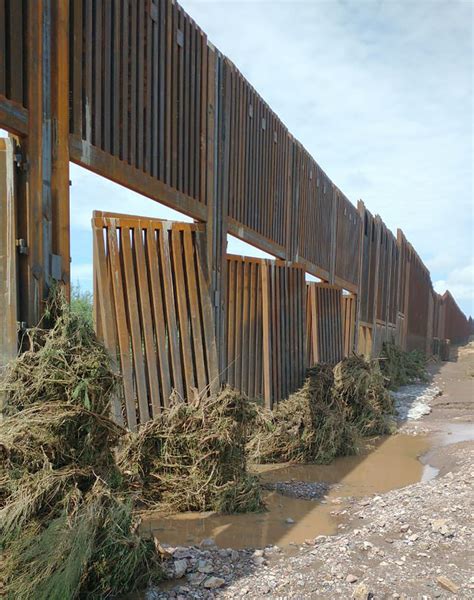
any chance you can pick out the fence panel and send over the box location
[93,211,219,429]
[291,143,335,279]
[225,62,291,255]
[334,191,361,291]
[358,204,377,325]
[306,283,344,365]
[70,0,209,219]
[0,0,28,134]
[226,255,305,409]
[342,293,356,357]
[0,138,17,413]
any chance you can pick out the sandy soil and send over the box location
[148,343,474,600]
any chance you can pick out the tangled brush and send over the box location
[249,356,396,464]
[1,293,115,416]
[119,387,263,514]
[333,355,395,436]
[247,364,359,464]
[380,342,427,389]
[0,292,161,599]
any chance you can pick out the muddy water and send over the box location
[142,434,433,549]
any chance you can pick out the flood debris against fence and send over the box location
[0,296,161,599]
[248,356,395,465]
[0,1,471,424]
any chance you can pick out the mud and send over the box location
[143,434,436,549]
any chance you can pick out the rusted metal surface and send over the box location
[341,293,356,357]
[0,0,470,406]
[306,283,345,365]
[438,291,471,344]
[226,255,306,409]
[69,0,209,215]
[0,138,17,409]
[93,212,219,429]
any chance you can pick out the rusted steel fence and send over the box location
[226,255,306,408]
[306,283,345,365]
[93,211,218,429]
[0,1,471,426]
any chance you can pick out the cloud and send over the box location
[434,263,474,317]
[70,164,193,230]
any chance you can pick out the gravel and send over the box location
[147,349,474,599]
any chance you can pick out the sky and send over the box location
[6,0,474,315]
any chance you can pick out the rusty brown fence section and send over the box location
[69,0,210,221]
[0,1,28,134]
[226,255,306,408]
[1,1,471,423]
[93,211,218,429]
[306,283,344,365]
[341,294,356,357]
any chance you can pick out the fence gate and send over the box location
[93,212,219,429]
[306,283,344,365]
[225,256,306,409]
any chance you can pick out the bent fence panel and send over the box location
[341,293,356,357]
[93,211,219,429]
[225,255,306,409]
[306,283,344,365]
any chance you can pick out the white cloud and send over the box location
[70,164,193,230]
[434,263,474,316]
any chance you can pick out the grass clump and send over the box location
[333,355,395,436]
[247,365,358,464]
[119,387,263,513]
[0,293,161,599]
[380,341,427,389]
[249,356,396,465]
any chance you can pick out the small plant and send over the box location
[70,284,93,328]
[380,342,427,389]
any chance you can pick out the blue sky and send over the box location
[43,1,474,316]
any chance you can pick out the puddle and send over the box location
[142,434,433,549]
[436,422,474,446]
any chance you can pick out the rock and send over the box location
[285,517,295,524]
[253,549,264,557]
[346,574,358,584]
[203,576,225,589]
[408,533,419,542]
[199,537,216,548]
[173,548,195,560]
[352,583,370,599]
[173,559,188,579]
[188,572,207,586]
[431,519,452,536]
[362,541,373,550]
[400,524,410,532]
[230,549,240,562]
[197,560,213,574]
[436,576,460,593]
[253,556,266,566]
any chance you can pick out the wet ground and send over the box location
[144,434,435,549]
[144,341,474,599]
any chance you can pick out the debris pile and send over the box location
[0,298,161,599]
[380,341,427,389]
[333,355,394,436]
[249,357,395,464]
[248,364,358,464]
[119,387,263,513]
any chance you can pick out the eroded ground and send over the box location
[146,343,474,600]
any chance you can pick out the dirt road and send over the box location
[149,343,474,600]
